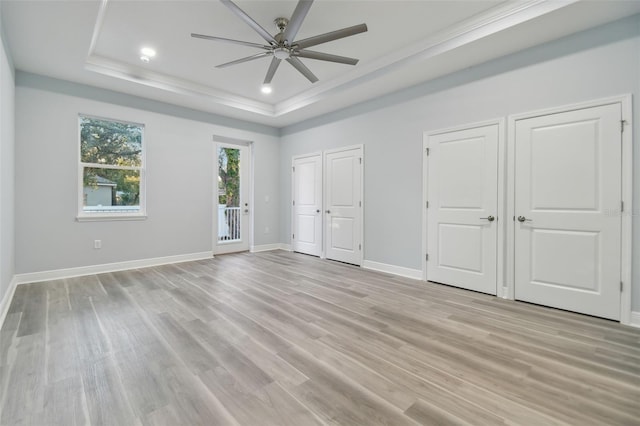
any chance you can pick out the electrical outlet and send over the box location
[94,240,102,249]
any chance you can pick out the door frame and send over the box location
[212,137,254,255]
[291,151,324,257]
[506,95,633,325]
[323,144,364,266]
[422,119,506,292]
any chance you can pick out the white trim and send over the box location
[76,214,147,222]
[619,96,633,325]
[0,276,18,330]
[629,312,640,329]
[250,243,291,253]
[362,260,422,280]
[422,118,505,289]
[506,94,633,324]
[13,251,213,285]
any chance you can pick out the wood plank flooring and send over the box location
[1,250,639,425]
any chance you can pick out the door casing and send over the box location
[291,152,323,257]
[507,95,633,325]
[422,119,507,294]
[213,140,253,255]
[323,144,364,266]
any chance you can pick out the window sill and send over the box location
[76,214,147,222]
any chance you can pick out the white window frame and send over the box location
[77,114,147,221]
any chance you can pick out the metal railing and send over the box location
[218,206,241,242]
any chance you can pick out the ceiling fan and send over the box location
[191,0,368,85]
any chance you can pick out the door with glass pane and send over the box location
[216,144,250,254]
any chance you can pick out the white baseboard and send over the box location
[0,276,18,329]
[629,311,640,329]
[279,243,292,252]
[13,251,214,285]
[362,260,422,280]
[250,243,290,253]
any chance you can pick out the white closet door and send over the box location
[514,103,622,320]
[427,124,499,295]
[292,154,322,256]
[325,146,362,266]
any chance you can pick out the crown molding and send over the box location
[86,0,578,119]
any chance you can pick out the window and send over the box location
[78,115,145,219]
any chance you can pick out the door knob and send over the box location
[517,216,531,222]
[316,209,320,213]
[326,210,331,214]
[480,216,495,222]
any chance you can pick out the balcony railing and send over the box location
[218,206,241,242]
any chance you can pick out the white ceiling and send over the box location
[3,0,640,128]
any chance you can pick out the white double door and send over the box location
[426,103,623,320]
[514,103,622,320]
[292,146,362,265]
[426,123,499,295]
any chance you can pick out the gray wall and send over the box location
[0,11,16,307]
[279,16,640,309]
[15,83,280,274]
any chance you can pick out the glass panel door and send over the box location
[216,144,249,254]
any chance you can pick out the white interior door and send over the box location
[514,104,622,320]
[292,154,322,256]
[215,143,250,254]
[325,146,362,266]
[426,124,499,295]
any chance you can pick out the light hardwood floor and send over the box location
[1,250,639,425]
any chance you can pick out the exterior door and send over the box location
[324,146,362,266]
[514,104,622,320]
[292,154,322,256]
[215,144,250,254]
[426,124,499,295]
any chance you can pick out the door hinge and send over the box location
[426,201,429,208]
[425,148,430,156]
[292,234,295,239]
[359,244,362,250]
[293,200,295,206]
[620,281,623,292]
[425,253,429,261]
[359,201,362,207]
[621,120,627,133]
[359,157,362,164]
[621,200,624,212]
[292,166,295,172]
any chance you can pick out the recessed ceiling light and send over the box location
[140,56,150,63]
[140,47,156,58]
[261,84,272,94]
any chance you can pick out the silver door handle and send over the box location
[517,216,532,222]
[480,216,495,222]
[326,210,331,214]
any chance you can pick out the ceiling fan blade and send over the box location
[294,50,358,65]
[263,57,282,84]
[283,0,313,45]
[216,52,271,68]
[191,33,269,50]
[286,56,318,83]
[221,0,277,45]
[293,23,367,49]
